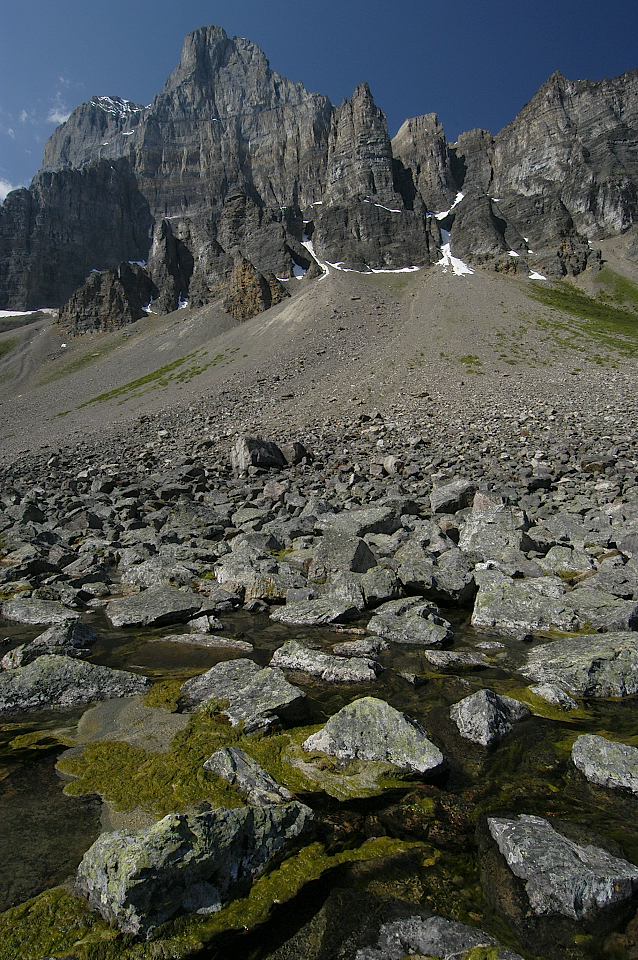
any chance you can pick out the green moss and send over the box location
[0,839,423,959]
[594,268,638,310]
[0,885,122,960]
[507,686,590,723]
[142,680,183,712]
[56,713,247,815]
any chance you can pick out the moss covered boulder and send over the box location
[75,802,314,937]
[302,696,444,774]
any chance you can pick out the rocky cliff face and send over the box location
[0,24,637,319]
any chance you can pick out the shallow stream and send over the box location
[2,605,638,959]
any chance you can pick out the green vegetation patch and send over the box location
[527,280,638,358]
[594,267,638,310]
[78,346,239,407]
[142,679,183,712]
[0,838,422,960]
[56,712,246,816]
[0,336,18,360]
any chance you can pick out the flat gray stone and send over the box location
[366,597,452,646]
[1,598,80,625]
[521,633,638,697]
[271,640,382,682]
[450,689,530,746]
[572,734,638,793]
[106,586,202,628]
[150,633,253,652]
[204,747,293,805]
[179,658,308,733]
[269,595,360,625]
[355,914,524,960]
[303,696,444,774]
[0,654,150,714]
[529,683,579,710]
[487,814,638,919]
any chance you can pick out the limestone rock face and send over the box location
[313,82,433,271]
[1,24,637,311]
[57,261,155,334]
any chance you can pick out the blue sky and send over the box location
[1,0,637,200]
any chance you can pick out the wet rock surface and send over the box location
[4,392,638,959]
[485,814,638,920]
[0,654,149,714]
[75,802,314,936]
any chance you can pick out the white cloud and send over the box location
[19,109,29,123]
[47,91,71,125]
[47,106,71,124]
[6,127,15,139]
[0,179,17,202]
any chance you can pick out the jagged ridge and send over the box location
[0,25,637,320]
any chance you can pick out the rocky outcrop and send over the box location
[57,261,155,334]
[222,256,289,320]
[2,27,636,311]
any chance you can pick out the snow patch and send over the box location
[94,96,142,118]
[435,191,464,221]
[178,295,189,310]
[362,199,401,213]
[301,239,329,279]
[529,272,547,281]
[508,251,520,257]
[128,260,147,267]
[436,229,474,276]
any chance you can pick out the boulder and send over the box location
[1,598,80,625]
[485,814,638,920]
[105,585,203,627]
[450,689,530,747]
[75,802,313,937]
[269,595,360,625]
[307,533,377,582]
[521,633,638,697]
[355,913,524,960]
[230,438,286,475]
[1,619,97,669]
[0,654,150,714]
[471,570,579,637]
[271,640,383,682]
[302,696,444,775]
[366,597,452,646]
[178,658,308,733]
[204,746,293,805]
[459,494,531,562]
[572,734,638,794]
[430,478,476,514]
